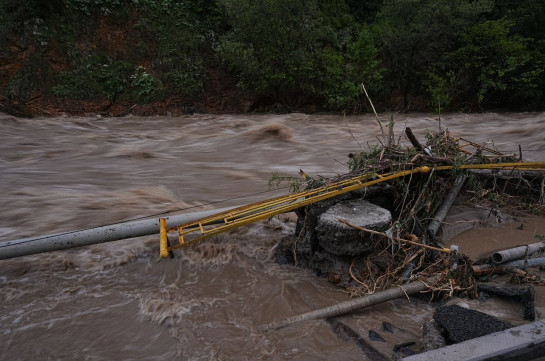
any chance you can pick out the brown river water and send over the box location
[1,112,545,360]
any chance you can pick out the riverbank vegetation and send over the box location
[1,0,544,116]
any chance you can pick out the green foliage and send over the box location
[0,0,63,55]
[2,0,545,113]
[164,61,206,98]
[65,0,123,15]
[268,173,304,193]
[345,0,382,23]
[0,0,38,38]
[376,0,493,109]
[52,54,132,100]
[130,66,162,103]
[321,26,383,110]
[134,0,214,99]
[320,48,358,110]
[347,145,382,172]
[424,71,456,113]
[491,0,545,45]
[442,19,540,108]
[2,65,35,104]
[218,0,334,107]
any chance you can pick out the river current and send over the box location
[1,112,545,360]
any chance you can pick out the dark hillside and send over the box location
[1,0,544,116]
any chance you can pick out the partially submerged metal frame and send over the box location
[160,161,545,258]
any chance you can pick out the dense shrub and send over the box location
[1,0,544,112]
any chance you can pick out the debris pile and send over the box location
[269,120,545,358]
[275,121,545,302]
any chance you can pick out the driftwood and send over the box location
[410,153,453,165]
[337,218,451,253]
[260,278,432,331]
[492,241,545,264]
[405,127,423,151]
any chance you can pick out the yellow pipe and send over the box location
[159,218,169,258]
[166,167,432,250]
[162,162,545,254]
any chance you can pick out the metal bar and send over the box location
[0,206,239,260]
[159,218,168,258]
[168,162,545,251]
[492,241,545,264]
[472,257,545,276]
[169,167,433,250]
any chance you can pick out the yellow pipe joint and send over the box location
[159,218,169,258]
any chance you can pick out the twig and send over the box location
[361,83,385,141]
[327,152,349,167]
[396,284,411,302]
[349,257,369,288]
[337,218,451,253]
[437,97,442,132]
[387,115,395,149]
[398,169,415,220]
[343,113,364,151]
[410,168,435,215]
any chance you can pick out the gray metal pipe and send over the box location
[0,206,238,260]
[427,175,467,241]
[472,256,545,276]
[492,241,545,264]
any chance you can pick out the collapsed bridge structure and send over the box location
[158,161,545,258]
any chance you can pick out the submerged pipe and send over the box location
[0,206,238,260]
[492,241,545,264]
[260,278,432,331]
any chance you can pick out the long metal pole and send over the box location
[0,206,238,260]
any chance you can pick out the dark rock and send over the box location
[275,253,289,265]
[274,235,296,265]
[433,304,514,343]
[368,330,386,342]
[327,319,389,361]
[382,321,405,334]
[274,234,314,268]
[327,271,342,284]
[295,233,314,257]
[309,251,352,287]
[477,290,490,303]
[316,200,392,256]
[477,283,535,320]
[421,320,446,351]
[392,342,418,359]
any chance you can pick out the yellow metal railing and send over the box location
[159,162,545,257]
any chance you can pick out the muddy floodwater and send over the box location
[1,112,545,360]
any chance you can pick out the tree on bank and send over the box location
[1,0,544,114]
